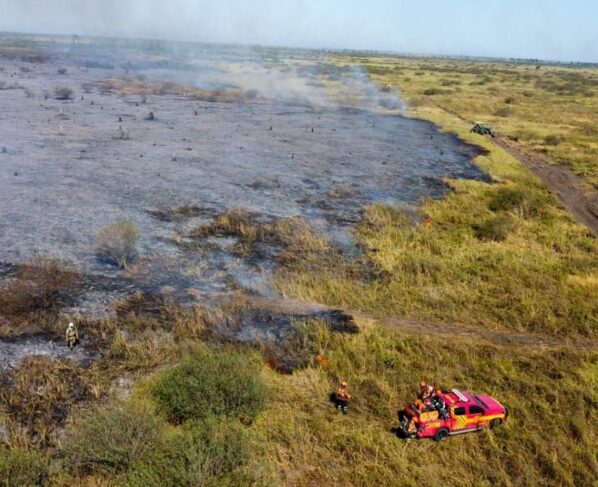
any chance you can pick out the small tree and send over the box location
[54,86,73,100]
[93,221,140,269]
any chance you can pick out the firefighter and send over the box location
[66,322,79,350]
[419,381,434,401]
[335,381,351,414]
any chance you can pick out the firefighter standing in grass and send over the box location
[66,322,79,350]
[335,381,351,414]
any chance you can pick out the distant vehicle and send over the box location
[398,389,508,441]
[470,122,496,137]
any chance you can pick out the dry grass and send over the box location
[327,184,364,199]
[188,208,332,266]
[0,357,94,448]
[0,258,80,330]
[0,46,49,63]
[97,78,261,104]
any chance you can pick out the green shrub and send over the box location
[93,220,140,269]
[489,187,526,212]
[473,214,515,241]
[489,186,545,217]
[63,403,162,476]
[153,348,267,424]
[423,87,444,96]
[0,448,49,487]
[544,134,561,146]
[124,418,252,487]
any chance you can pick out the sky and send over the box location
[0,0,596,62]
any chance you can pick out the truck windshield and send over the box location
[473,396,489,409]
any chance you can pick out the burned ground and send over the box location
[0,40,487,323]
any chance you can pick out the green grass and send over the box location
[30,323,596,487]
[0,447,49,486]
[250,322,598,486]
[275,108,598,338]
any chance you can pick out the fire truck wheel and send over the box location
[490,419,502,429]
[434,428,449,442]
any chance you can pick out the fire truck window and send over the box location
[454,407,466,416]
[469,405,484,415]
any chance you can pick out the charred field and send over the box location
[0,35,596,487]
[0,36,487,356]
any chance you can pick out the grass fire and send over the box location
[0,3,596,486]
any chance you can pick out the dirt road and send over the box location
[494,137,598,236]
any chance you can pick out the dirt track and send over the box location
[494,137,598,236]
[353,311,597,350]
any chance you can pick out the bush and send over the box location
[0,447,49,486]
[81,82,94,93]
[124,418,252,487]
[54,86,73,100]
[93,220,140,269]
[544,134,561,146]
[473,214,515,241]
[64,403,162,476]
[423,87,444,96]
[153,348,266,424]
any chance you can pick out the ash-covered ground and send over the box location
[0,38,488,364]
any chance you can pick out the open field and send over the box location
[349,55,598,188]
[0,35,597,486]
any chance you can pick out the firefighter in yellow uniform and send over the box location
[66,322,79,350]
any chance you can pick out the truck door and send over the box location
[467,405,486,429]
[451,406,468,431]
